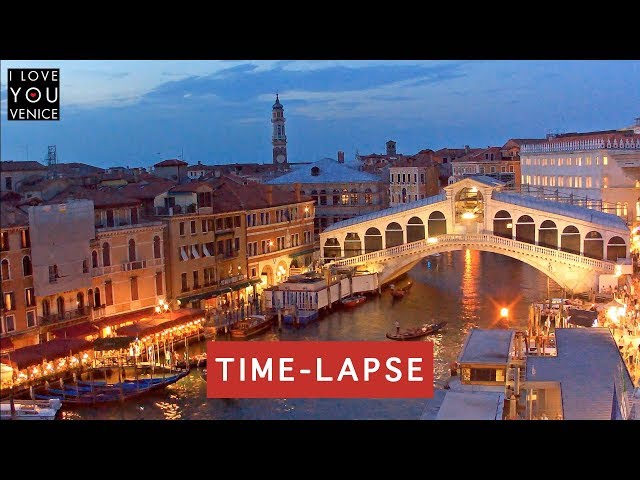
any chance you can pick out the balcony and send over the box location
[91,258,163,276]
[38,306,91,326]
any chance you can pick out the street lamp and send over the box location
[500,307,509,318]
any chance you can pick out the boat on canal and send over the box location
[32,369,189,406]
[340,294,367,308]
[230,314,274,339]
[391,282,413,299]
[386,321,447,341]
[0,398,62,420]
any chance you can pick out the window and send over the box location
[83,259,89,273]
[181,273,189,292]
[102,242,111,266]
[558,176,564,187]
[251,267,257,278]
[364,188,373,205]
[21,229,30,248]
[1,232,9,251]
[153,236,161,259]
[202,219,208,233]
[25,287,35,307]
[586,177,592,188]
[261,240,267,254]
[390,173,394,183]
[155,271,164,295]
[420,173,425,184]
[106,209,115,228]
[92,250,99,268]
[190,244,200,259]
[203,242,214,257]
[558,158,564,166]
[234,237,240,253]
[234,216,241,228]
[217,240,224,255]
[586,157,592,166]
[470,368,503,382]
[350,189,358,205]
[4,315,15,333]
[130,276,139,301]
[48,264,58,283]
[193,271,199,289]
[105,281,114,306]
[179,222,185,236]
[509,165,514,173]
[341,189,349,205]
[27,310,36,328]
[190,220,196,234]
[128,239,136,262]
[567,157,572,166]
[131,207,138,224]
[0,259,9,281]
[333,189,340,205]
[319,190,327,205]
[576,157,582,166]
[4,291,15,310]
[603,156,608,165]
[5,177,12,190]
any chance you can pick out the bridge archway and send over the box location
[583,231,604,259]
[323,238,341,259]
[428,211,447,236]
[385,222,404,248]
[561,225,581,255]
[344,233,362,257]
[364,227,383,253]
[516,215,535,244]
[607,236,627,261]
[493,210,512,239]
[538,220,558,249]
[407,217,425,243]
[455,187,484,222]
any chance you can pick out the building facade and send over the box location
[520,129,640,226]
[449,146,521,188]
[1,161,48,194]
[266,157,386,237]
[1,204,35,349]
[388,156,441,206]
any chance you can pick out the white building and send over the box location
[520,124,640,226]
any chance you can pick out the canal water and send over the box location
[61,250,562,420]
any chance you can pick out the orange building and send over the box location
[1,203,36,349]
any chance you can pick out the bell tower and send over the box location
[272,94,288,170]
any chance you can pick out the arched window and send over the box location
[42,299,50,317]
[1,259,9,280]
[22,256,32,276]
[56,296,65,315]
[92,250,99,268]
[102,242,111,267]
[76,292,85,311]
[401,188,407,203]
[94,288,101,308]
[153,236,161,259]
[128,239,136,262]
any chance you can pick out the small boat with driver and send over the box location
[386,321,447,341]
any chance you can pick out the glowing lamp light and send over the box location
[427,237,438,244]
[269,240,274,247]
[462,212,476,220]
[506,223,513,229]
[304,206,309,213]
[500,307,509,318]
[614,265,622,277]
[155,306,162,313]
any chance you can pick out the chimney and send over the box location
[464,145,470,154]
[294,182,301,201]
[337,151,345,163]
[266,185,273,206]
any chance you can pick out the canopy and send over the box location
[567,308,598,328]
[603,298,625,309]
[93,336,136,351]
[5,338,91,370]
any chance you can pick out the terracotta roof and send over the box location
[154,159,188,167]
[208,176,313,211]
[186,164,217,171]
[54,162,105,175]
[1,160,47,172]
[118,180,176,200]
[451,146,504,163]
[47,185,140,208]
[170,182,213,193]
[390,156,436,168]
[548,131,640,145]
[0,203,29,228]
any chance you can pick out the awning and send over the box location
[52,322,101,339]
[93,336,136,351]
[116,311,203,338]
[567,308,599,327]
[5,338,92,370]
[0,337,14,353]
[95,307,155,329]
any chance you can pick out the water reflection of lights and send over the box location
[461,249,479,324]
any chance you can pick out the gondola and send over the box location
[391,282,412,299]
[385,321,447,341]
[32,369,189,406]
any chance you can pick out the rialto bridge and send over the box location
[319,177,630,294]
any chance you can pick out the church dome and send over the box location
[272,94,283,109]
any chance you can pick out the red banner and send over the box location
[207,341,433,398]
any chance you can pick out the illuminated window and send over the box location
[558,176,564,187]
[603,156,608,165]
[558,158,564,166]
[576,157,582,166]
[586,157,591,166]
[364,188,373,204]
[567,158,572,166]
[585,177,592,188]
[350,189,358,205]
[341,189,349,205]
